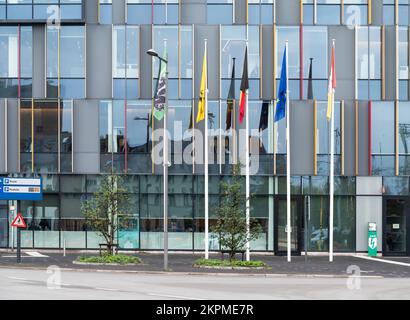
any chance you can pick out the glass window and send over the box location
[399,27,408,101]
[0,26,32,98]
[372,101,395,176]
[100,100,126,173]
[303,0,314,25]
[303,26,328,99]
[316,101,342,175]
[207,0,233,24]
[357,27,381,100]
[113,25,139,99]
[399,102,410,175]
[127,0,179,25]
[20,99,73,174]
[0,0,84,21]
[276,26,299,99]
[248,0,274,25]
[317,0,341,25]
[344,0,368,26]
[47,26,85,99]
[152,25,193,100]
[220,26,260,100]
[99,0,112,24]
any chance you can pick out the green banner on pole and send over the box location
[368,222,377,257]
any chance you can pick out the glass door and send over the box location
[274,197,302,255]
[383,197,409,256]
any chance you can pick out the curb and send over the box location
[0,264,385,279]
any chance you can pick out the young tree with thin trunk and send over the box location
[212,164,263,261]
[82,174,131,255]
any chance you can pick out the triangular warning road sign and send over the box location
[11,214,27,229]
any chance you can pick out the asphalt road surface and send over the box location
[1,267,410,300]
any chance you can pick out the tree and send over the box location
[82,174,132,255]
[211,164,263,261]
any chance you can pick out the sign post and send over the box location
[11,213,27,263]
[368,222,378,257]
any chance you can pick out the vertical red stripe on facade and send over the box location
[152,0,154,25]
[18,25,21,99]
[300,24,303,99]
[368,100,372,176]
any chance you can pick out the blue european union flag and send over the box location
[275,47,287,122]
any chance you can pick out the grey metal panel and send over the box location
[140,25,153,100]
[0,100,5,173]
[276,0,300,25]
[32,25,45,99]
[234,0,246,25]
[195,25,220,100]
[343,100,356,176]
[328,26,355,100]
[357,100,369,176]
[113,0,126,24]
[73,100,100,174]
[385,26,396,101]
[290,100,314,175]
[7,99,19,174]
[357,177,382,195]
[262,25,274,100]
[86,25,112,99]
[85,0,98,24]
[181,0,206,24]
[356,196,382,252]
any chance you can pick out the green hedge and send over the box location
[194,259,267,268]
[77,254,141,265]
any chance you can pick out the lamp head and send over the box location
[147,49,159,58]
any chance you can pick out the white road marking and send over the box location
[148,293,205,300]
[95,287,120,292]
[355,255,410,267]
[25,252,49,258]
[7,277,28,281]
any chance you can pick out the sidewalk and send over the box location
[1,251,410,278]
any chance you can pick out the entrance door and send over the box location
[383,197,409,256]
[0,205,8,248]
[274,197,303,255]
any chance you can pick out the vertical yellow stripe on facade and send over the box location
[300,0,303,25]
[368,0,372,25]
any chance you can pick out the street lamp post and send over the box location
[147,48,169,271]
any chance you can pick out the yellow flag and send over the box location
[196,48,207,123]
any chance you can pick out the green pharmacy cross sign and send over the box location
[368,222,378,257]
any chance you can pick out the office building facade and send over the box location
[0,0,410,256]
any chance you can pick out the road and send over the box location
[1,267,410,300]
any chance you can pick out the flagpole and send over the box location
[329,39,336,263]
[245,34,251,262]
[204,39,209,260]
[285,40,291,263]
